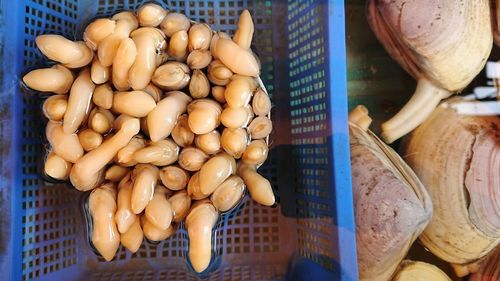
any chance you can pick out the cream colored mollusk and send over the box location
[349,106,432,281]
[402,98,500,277]
[367,0,492,143]
[392,260,451,281]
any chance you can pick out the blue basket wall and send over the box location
[0,0,357,280]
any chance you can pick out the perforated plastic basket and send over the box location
[0,0,357,280]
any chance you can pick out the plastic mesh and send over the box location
[90,264,284,281]
[287,0,336,270]
[21,0,80,279]
[16,0,344,280]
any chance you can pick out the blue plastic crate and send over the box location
[0,0,357,280]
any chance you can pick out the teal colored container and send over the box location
[0,0,357,280]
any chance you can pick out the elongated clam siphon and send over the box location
[28,5,273,273]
